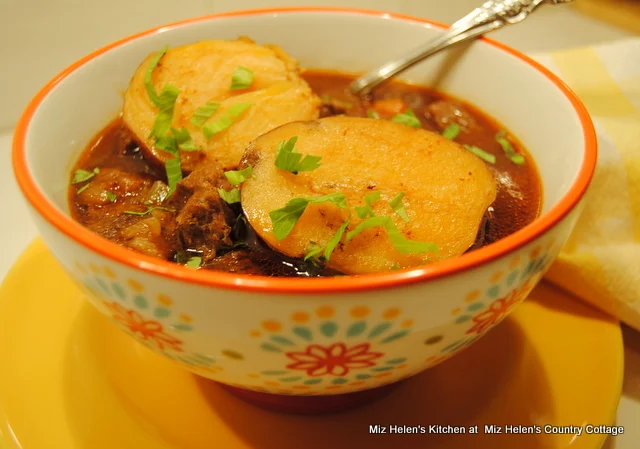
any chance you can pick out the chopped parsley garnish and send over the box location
[274,136,322,174]
[203,116,233,138]
[389,192,409,222]
[203,103,252,139]
[185,256,202,269]
[224,166,253,186]
[165,157,182,196]
[269,193,348,240]
[72,167,100,184]
[171,127,199,151]
[148,85,180,141]
[355,191,381,219]
[227,102,253,118]
[154,135,178,154]
[218,188,241,204]
[175,250,202,264]
[496,130,526,165]
[155,127,198,153]
[230,67,254,90]
[190,102,220,127]
[76,184,91,194]
[390,263,400,270]
[391,109,421,128]
[346,216,437,254]
[508,153,525,165]
[123,206,176,216]
[463,145,496,164]
[367,109,380,119]
[144,46,186,196]
[304,218,350,262]
[144,45,169,106]
[106,191,117,202]
[442,123,461,140]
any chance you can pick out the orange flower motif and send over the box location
[104,301,183,352]
[286,342,383,377]
[465,281,533,335]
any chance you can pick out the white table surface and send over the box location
[1,1,638,448]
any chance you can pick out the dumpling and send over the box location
[240,116,497,274]
[123,38,320,171]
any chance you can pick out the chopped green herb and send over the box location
[304,242,323,261]
[321,218,350,261]
[227,102,253,118]
[224,166,253,186]
[355,191,381,219]
[269,193,348,240]
[149,85,180,141]
[496,131,526,165]
[202,103,252,139]
[230,67,254,90]
[165,157,182,196]
[190,102,220,127]
[106,191,117,202]
[390,263,400,270]
[508,153,526,165]
[203,116,233,138]
[185,256,202,269]
[367,109,380,119]
[274,136,322,174]
[442,123,461,140]
[346,216,437,254]
[123,206,176,216]
[304,218,350,262]
[389,192,409,222]
[144,45,169,106]
[171,127,199,151]
[72,167,99,184]
[154,135,178,154]
[463,145,496,164]
[391,109,421,128]
[76,184,91,195]
[175,250,198,264]
[143,45,184,198]
[218,188,241,204]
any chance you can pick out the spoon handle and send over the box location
[349,0,574,96]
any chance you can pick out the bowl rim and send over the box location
[12,7,597,294]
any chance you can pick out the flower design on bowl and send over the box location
[286,342,383,377]
[104,301,184,352]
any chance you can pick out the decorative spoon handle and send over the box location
[349,0,574,96]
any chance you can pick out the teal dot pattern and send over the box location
[76,271,226,374]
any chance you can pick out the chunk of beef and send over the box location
[169,161,236,262]
[425,100,482,134]
[205,250,266,275]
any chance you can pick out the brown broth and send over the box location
[69,70,542,276]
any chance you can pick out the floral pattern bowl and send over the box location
[12,8,596,412]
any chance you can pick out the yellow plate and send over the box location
[0,239,623,449]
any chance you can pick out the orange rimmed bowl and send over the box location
[12,8,596,413]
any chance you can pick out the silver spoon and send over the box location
[349,0,574,96]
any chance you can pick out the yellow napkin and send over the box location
[532,39,640,330]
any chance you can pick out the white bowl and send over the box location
[12,8,596,411]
